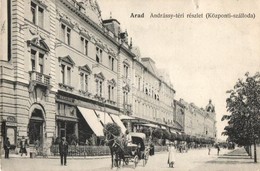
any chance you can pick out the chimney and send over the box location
[103,18,121,37]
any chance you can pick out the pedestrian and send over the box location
[167,142,176,168]
[217,145,220,156]
[149,143,154,156]
[208,144,211,155]
[34,139,40,155]
[19,136,28,156]
[59,137,68,166]
[4,137,11,159]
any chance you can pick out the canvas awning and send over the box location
[110,114,127,134]
[77,106,104,137]
[141,123,159,129]
[94,110,113,125]
[161,126,167,130]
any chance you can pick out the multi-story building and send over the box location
[130,56,177,132]
[0,0,136,151]
[0,0,216,154]
[178,99,217,141]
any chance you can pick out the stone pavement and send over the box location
[191,146,260,171]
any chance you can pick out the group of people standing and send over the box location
[3,136,29,158]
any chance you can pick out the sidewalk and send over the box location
[2,153,111,160]
[191,147,260,171]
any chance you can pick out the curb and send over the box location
[3,155,111,160]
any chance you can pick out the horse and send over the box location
[105,131,125,168]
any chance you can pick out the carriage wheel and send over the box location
[143,153,148,166]
[145,152,149,163]
[134,155,138,168]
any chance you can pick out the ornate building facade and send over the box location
[0,0,216,153]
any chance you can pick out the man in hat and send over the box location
[4,137,11,158]
[59,137,68,166]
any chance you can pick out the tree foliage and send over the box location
[162,129,171,140]
[103,123,121,137]
[153,128,163,139]
[222,72,260,146]
[141,126,151,137]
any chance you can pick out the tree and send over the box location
[103,123,121,137]
[141,127,151,137]
[153,128,163,139]
[162,129,171,140]
[222,72,260,163]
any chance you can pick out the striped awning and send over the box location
[77,106,104,137]
[94,110,113,125]
[110,114,127,134]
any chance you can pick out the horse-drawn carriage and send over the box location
[108,132,150,169]
[123,132,150,168]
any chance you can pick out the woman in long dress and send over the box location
[167,143,176,168]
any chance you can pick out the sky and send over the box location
[98,0,260,140]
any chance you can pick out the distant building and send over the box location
[179,99,217,141]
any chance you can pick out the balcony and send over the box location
[29,71,51,87]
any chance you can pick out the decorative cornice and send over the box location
[59,55,75,66]
[79,28,91,40]
[94,72,105,80]
[79,64,92,74]
[107,78,116,87]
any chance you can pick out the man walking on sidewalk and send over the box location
[4,137,11,159]
[217,145,220,156]
[59,137,68,166]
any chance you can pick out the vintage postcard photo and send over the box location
[0,0,260,170]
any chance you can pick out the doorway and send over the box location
[28,109,44,146]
